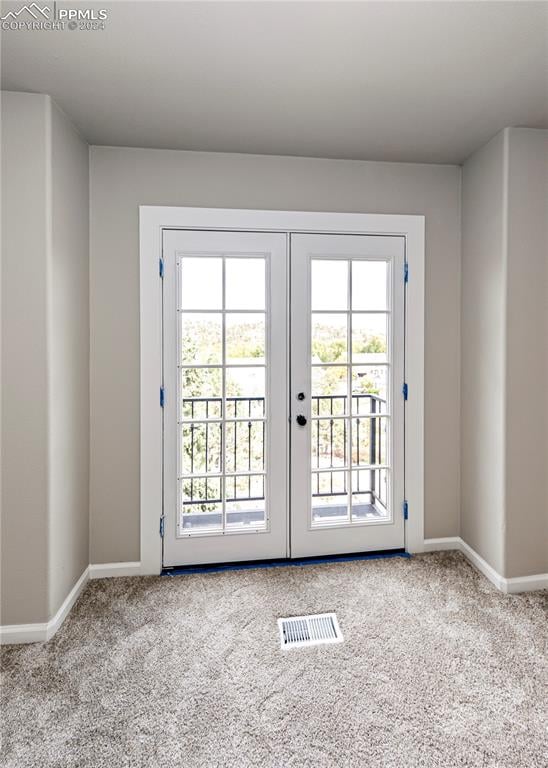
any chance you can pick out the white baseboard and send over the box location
[423,537,461,552]
[504,572,548,594]
[423,537,548,594]
[89,561,142,579]
[458,538,506,591]
[0,566,90,646]
[2,547,544,646]
[0,561,141,645]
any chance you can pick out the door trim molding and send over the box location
[140,207,425,574]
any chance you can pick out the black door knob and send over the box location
[297,392,305,401]
[296,414,307,426]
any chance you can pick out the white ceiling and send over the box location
[2,1,547,164]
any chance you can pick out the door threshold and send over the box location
[161,549,410,577]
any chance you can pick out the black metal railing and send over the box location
[182,394,386,509]
[182,396,265,505]
[311,393,386,505]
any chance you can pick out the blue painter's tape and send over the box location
[162,550,411,577]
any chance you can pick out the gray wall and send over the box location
[460,131,507,576]
[504,128,548,578]
[461,127,548,578]
[1,92,51,624]
[89,147,462,563]
[48,102,90,616]
[1,92,90,625]
[2,93,544,628]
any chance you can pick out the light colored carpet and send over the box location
[1,552,547,768]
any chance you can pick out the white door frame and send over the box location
[139,207,425,575]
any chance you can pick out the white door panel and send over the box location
[290,234,405,557]
[162,230,288,566]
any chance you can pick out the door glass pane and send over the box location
[312,260,348,310]
[180,466,223,532]
[180,503,223,532]
[226,258,265,310]
[180,368,222,419]
[226,313,265,365]
[225,421,265,474]
[311,419,347,469]
[309,255,393,528]
[311,366,347,416]
[352,314,388,363]
[181,476,222,505]
[177,255,268,535]
[312,314,348,363]
[180,313,222,365]
[226,475,266,529]
[181,423,222,475]
[351,469,389,520]
[352,261,388,310]
[351,366,388,410]
[351,417,388,468]
[312,471,349,525]
[180,257,222,310]
[226,367,265,403]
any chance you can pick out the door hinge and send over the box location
[402,382,408,400]
[404,262,409,283]
[159,516,165,538]
[159,258,164,278]
[403,500,409,520]
[160,386,165,407]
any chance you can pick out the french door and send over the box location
[162,230,288,566]
[162,230,405,567]
[290,234,405,557]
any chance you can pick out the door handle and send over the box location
[296,414,307,426]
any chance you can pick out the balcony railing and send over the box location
[181,394,387,519]
[311,393,386,499]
